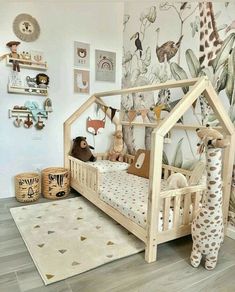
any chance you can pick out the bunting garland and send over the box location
[128,110,137,123]
[97,103,168,123]
[110,107,117,121]
[139,109,149,122]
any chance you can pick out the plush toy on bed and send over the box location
[108,130,125,162]
[190,126,229,270]
[71,136,96,162]
[167,173,188,189]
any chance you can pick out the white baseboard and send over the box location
[226,224,235,240]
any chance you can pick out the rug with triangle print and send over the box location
[10,196,144,285]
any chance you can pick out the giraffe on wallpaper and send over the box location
[198,2,223,124]
[199,2,223,68]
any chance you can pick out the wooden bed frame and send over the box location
[64,77,235,263]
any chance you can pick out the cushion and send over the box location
[127,149,150,178]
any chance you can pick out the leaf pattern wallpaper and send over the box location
[122,1,235,224]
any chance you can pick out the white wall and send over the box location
[0,1,124,198]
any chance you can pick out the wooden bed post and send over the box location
[64,124,71,169]
[63,95,97,168]
[145,131,164,263]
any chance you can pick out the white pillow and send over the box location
[87,160,129,173]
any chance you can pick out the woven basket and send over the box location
[15,172,40,203]
[42,167,70,199]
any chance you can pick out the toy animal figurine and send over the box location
[26,76,37,88]
[20,51,31,65]
[6,41,21,72]
[36,73,49,89]
[190,126,229,270]
[108,130,125,162]
[71,136,96,162]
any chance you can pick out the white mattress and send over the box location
[99,171,191,230]
[87,160,129,173]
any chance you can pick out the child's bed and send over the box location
[68,153,206,262]
[64,77,234,263]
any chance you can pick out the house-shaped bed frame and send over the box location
[64,77,235,263]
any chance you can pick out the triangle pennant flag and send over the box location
[110,107,117,121]
[96,104,101,115]
[139,109,149,122]
[153,104,165,121]
[103,106,108,114]
[128,110,137,123]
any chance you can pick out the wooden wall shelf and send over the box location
[6,55,48,70]
[9,109,48,119]
[8,84,48,96]
[120,121,223,131]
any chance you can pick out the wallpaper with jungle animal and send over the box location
[122,1,235,226]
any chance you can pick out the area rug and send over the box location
[10,197,144,285]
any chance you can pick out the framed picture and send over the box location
[74,41,90,69]
[95,50,116,82]
[74,69,90,94]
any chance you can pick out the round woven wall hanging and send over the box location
[13,13,40,42]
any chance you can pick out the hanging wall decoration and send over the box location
[74,69,89,94]
[74,41,90,69]
[87,117,106,135]
[13,14,40,42]
[95,49,116,82]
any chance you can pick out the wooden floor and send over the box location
[1,193,235,292]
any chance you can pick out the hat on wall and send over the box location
[13,13,40,42]
[6,41,21,47]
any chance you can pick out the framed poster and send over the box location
[74,69,90,94]
[95,50,116,82]
[74,41,90,69]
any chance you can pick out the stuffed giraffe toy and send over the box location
[190,126,229,270]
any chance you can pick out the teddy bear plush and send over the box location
[71,136,96,162]
[108,130,125,162]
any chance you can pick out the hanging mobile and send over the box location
[13,114,23,127]
[24,114,33,128]
[35,116,45,130]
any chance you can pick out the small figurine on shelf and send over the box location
[26,76,37,88]
[44,98,53,112]
[36,73,49,89]
[6,41,21,72]
[20,51,31,65]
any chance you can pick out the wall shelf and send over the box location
[8,84,48,96]
[120,121,223,131]
[9,109,48,119]
[6,55,48,70]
